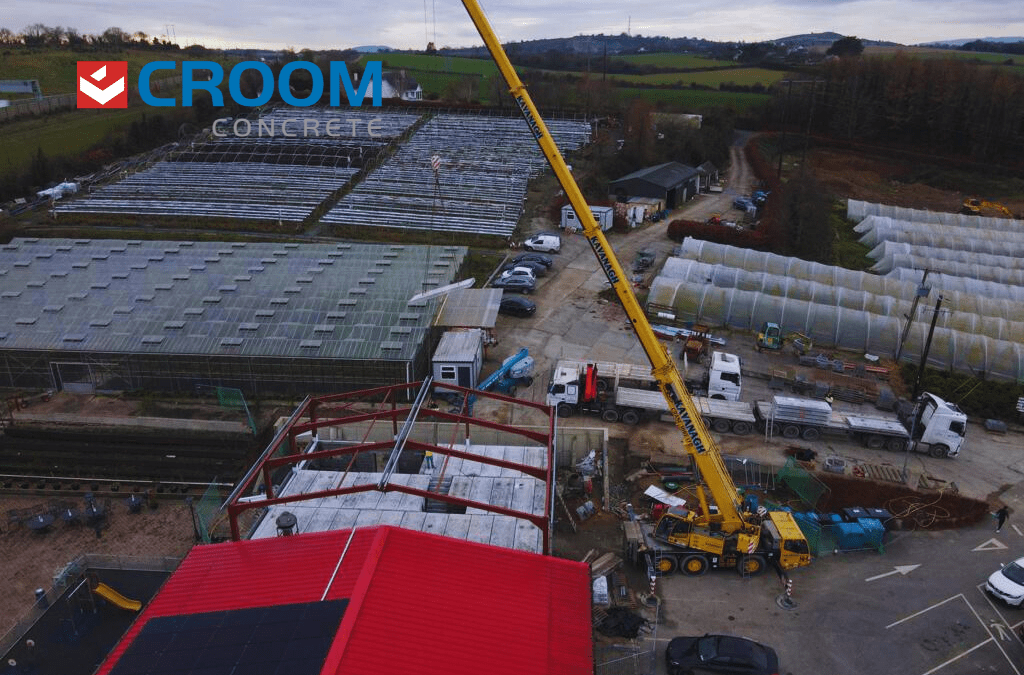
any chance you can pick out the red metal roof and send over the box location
[96,526,593,675]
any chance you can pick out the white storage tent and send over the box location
[868,241,1024,273]
[856,215,1024,256]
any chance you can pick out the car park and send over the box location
[523,233,561,253]
[498,296,537,317]
[491,275,535,294]
[985,556,1024,606]
[511,252,553,268]
[666,634,779,675]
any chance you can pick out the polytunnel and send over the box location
[886,268,1024,303]
[847,199,1022,232]
[657,256,1024,345]
[856,216,1024,256]
[873,252,1024,286]
[674,238,1024,320]
[646,276,1024,382]
[868,241,1024,273]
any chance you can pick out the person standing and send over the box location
[996,506,1010,532]
[424,450,435,470]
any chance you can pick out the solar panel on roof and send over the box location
[108,599,348,675]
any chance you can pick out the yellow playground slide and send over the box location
[94,582,142,611]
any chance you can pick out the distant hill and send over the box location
[768,32,900,47]
[353,45,392,53]
[917,36,1024,47]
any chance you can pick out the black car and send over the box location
[666,634,779,675]
[498,296,536,317]
[491,275,535,294]
[511,252,553,268]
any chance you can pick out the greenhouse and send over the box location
[650,239,1024,382]
[0,238,465,396]
[869,241,1024,275]
[847,199,1022,232]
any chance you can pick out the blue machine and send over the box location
[477,348,534,395]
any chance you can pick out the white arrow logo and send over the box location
[79,65,124,105]
[865,564,921,582]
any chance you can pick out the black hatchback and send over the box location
[498,296,537,317]
[666,634,779,675]
[511,252,553,268]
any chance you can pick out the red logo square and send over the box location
[77,61,128,109]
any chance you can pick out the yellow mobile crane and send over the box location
[459,0,811,576]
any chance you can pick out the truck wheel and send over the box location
[782,424,801,439]
[556,403,574,418]
[622,410,641,425]
[712,418,731,434]
[654,556,678,575]
[731,421,752,436]
[887,438,907,452]
[769,423,781,436]
[522,376,533,387]
[801,426,820,441]
[929,444,949,459]
[866,434,885,450]
[601,409,620,423]
[737,554,766,577]
[681,555,708,576]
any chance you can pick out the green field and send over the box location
[609,53,736,69]
[0,107,153,171]
[602,67,786,87]
[0,48,240,95]
[359,52,502,77]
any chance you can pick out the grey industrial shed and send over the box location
[0,238,466,396]
[608,161,699,209]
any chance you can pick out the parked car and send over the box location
[511,252,553,268]
[499,265,537,281]
[985,556,1024,606]
[522,233,561,253]
[498,296,537,317]
[491,275,535,294]
[666,634,779,675]
[502,261,546,277]
[733,197,756,211]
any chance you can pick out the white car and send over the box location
[523,234,561,253]
[985,556,1024,606]
[499,265,536,281]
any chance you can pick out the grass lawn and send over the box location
[601,67,786,87]
[612,87,770,112]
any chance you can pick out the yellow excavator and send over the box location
[961,198,1013,218]
[460,0,812,576]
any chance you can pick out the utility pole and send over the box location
[912,294,943,400]
[895,269,930,362]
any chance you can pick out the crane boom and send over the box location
[459,0,748,532]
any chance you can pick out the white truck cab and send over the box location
[914,392,967,457]
[707,351,742,401]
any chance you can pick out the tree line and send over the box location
[0,24,179,50]
[765,53,1024,168]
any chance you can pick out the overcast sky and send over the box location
[7,0,1024,51]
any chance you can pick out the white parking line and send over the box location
[886,593,960,629]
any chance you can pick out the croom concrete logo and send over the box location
[77,61,128,108]
[213,117,384,138]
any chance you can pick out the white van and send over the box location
[523,234,561,253]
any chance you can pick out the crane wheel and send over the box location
[681,555,708,576]
[738,554,766,577]
[655,557,678,575]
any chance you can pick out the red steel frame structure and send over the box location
[225,380,557,552]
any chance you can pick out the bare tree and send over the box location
[101,26,129,47]
[0,27,18,46]
[22,23,49,46]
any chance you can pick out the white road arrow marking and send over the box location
[973,538,1009,552]
[865,564,921,582]
[79,76,124,105]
